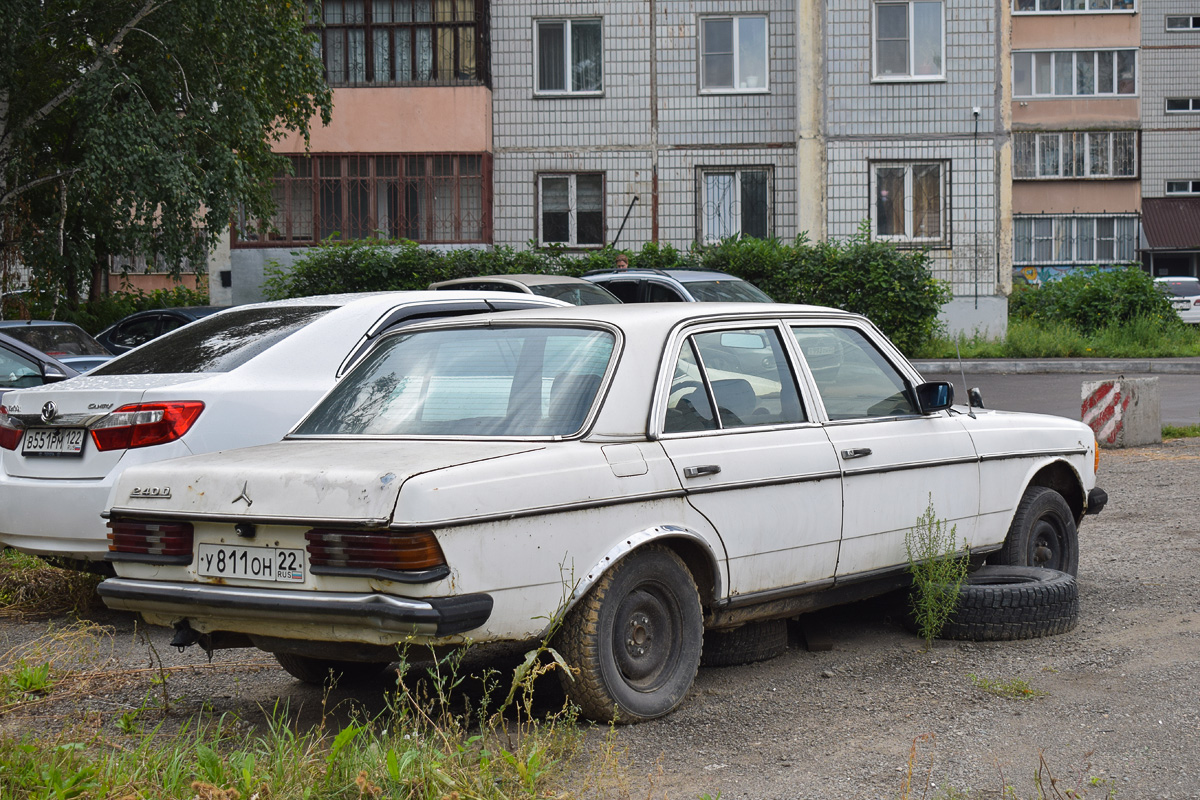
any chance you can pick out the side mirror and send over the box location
[915,381,954,414]
[42,367,71,384]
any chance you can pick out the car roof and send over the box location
[584,268,751,282]
[0,319,88,329]
[0,331,80,375]
[430,274,595,289]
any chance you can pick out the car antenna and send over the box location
[955,339,976,419]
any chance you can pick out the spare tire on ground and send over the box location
[932,565,1079,642]
[701,618,789,668]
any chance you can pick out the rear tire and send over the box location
[701,619,788,668]
[274,653,391,686]
[557,545,703,723]
[995,486,1079,576]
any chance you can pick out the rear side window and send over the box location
[91,306,335,375]
[3,324,110,356]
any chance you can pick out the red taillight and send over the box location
[90,402,204,451]
[305,529,446,572]
[0,406,23,451]
[107,519,194,561]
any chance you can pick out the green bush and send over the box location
[25,286,210,335]
[263,232,948,354]
[1009,265,1178,335]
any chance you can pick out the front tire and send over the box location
[996,486,1079,576]
[557,545,703,723]
[274,653,391,686]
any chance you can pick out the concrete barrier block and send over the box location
[1081,378,1161,448]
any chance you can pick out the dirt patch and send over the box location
[2,438,1198,798]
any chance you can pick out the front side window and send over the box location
[295,326,615,438]
[539,173,604,247]
[1013,131,1138,178]
[536,19,603,94]
[873,162,946,243]
[700,16,768,91]
[1013,50,1137,97]
[699,168,771,242]
[1013,216,1138,265]
[791,327,916,420]
[309,0,485,86]
[235,154,488,246]
[0,347,43,389]
[663,327,805,433]
[874,1,943,79]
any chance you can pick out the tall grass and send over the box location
[916,316,1200,359]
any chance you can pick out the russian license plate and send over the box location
[197,543,305,583]
[22,427,85,456]
[1173,300,1190,310]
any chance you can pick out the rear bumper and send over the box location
[97,578,493,637]
[0,476,113,560]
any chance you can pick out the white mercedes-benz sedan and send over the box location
[0,291,566,564]
[98,303,1105,721]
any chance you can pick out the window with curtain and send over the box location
[1012,215,1139,265]
[535,19,603,94]
[538,173,605,247]
[872,162,946,243]
[1012,50,1137,97]
[234,154,489,246]
[700,16,768,91]
[874,1,943,79]
[1013,131,1138,178]
[308,0,485,86]
[699,168,772,243]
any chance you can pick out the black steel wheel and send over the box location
[996,486,1079,576]
[557,545,703,723]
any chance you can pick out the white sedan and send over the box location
[99,303,1105,721]
[0,292,565,564]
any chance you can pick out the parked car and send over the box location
[583,268,773,303]
[98,303,1105,722]
[0,320,115,372]
[0,332,79,392]
[1155,276,1200,324]
[0,292,567,565]
[429,274,622,306]
[95,306,223,355]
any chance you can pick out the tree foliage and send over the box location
[264,233,950,354]
[0,0,332,307]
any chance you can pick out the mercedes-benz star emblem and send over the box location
[40,401,57,423]
[232,481,253,507]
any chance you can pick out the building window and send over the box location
[700,16,769,92]
[308,0,486,87]
[1012,50,1137,97]
[1013,215,1138,265]
[1013,0,1135,13]
[1013,131,1138,178]
[698,168,772,242]
[539,174,604,247]
[1166,15,1200,29]
[234,154,489,246]
[1166,180,1200,195]
[535,19,602,94]
[871,162,946,243]
[873,1,943,80]
[1166,97,1200,113]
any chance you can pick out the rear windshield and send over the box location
[1161,279,1200,298]
[2,324,109,356]
[683,280,774,303]
[295,325,615,437]
[528,283,622,305]
[90,306,335,375]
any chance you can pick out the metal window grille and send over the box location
[1013,131,1138,178]
[307,0,489,87]
[234,154,491,246]
[1013,214,1139,265]
[870,161,947,244]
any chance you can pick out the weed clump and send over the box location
[905,497,969,648]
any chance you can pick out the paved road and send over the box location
[912,359,1200,428]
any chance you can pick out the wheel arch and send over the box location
[1025,459,1086,524]
[567,525,723,614]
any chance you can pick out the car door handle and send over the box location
[683,465,722,478]
[840,448,873,460]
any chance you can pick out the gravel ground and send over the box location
[2,438,1198,798]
